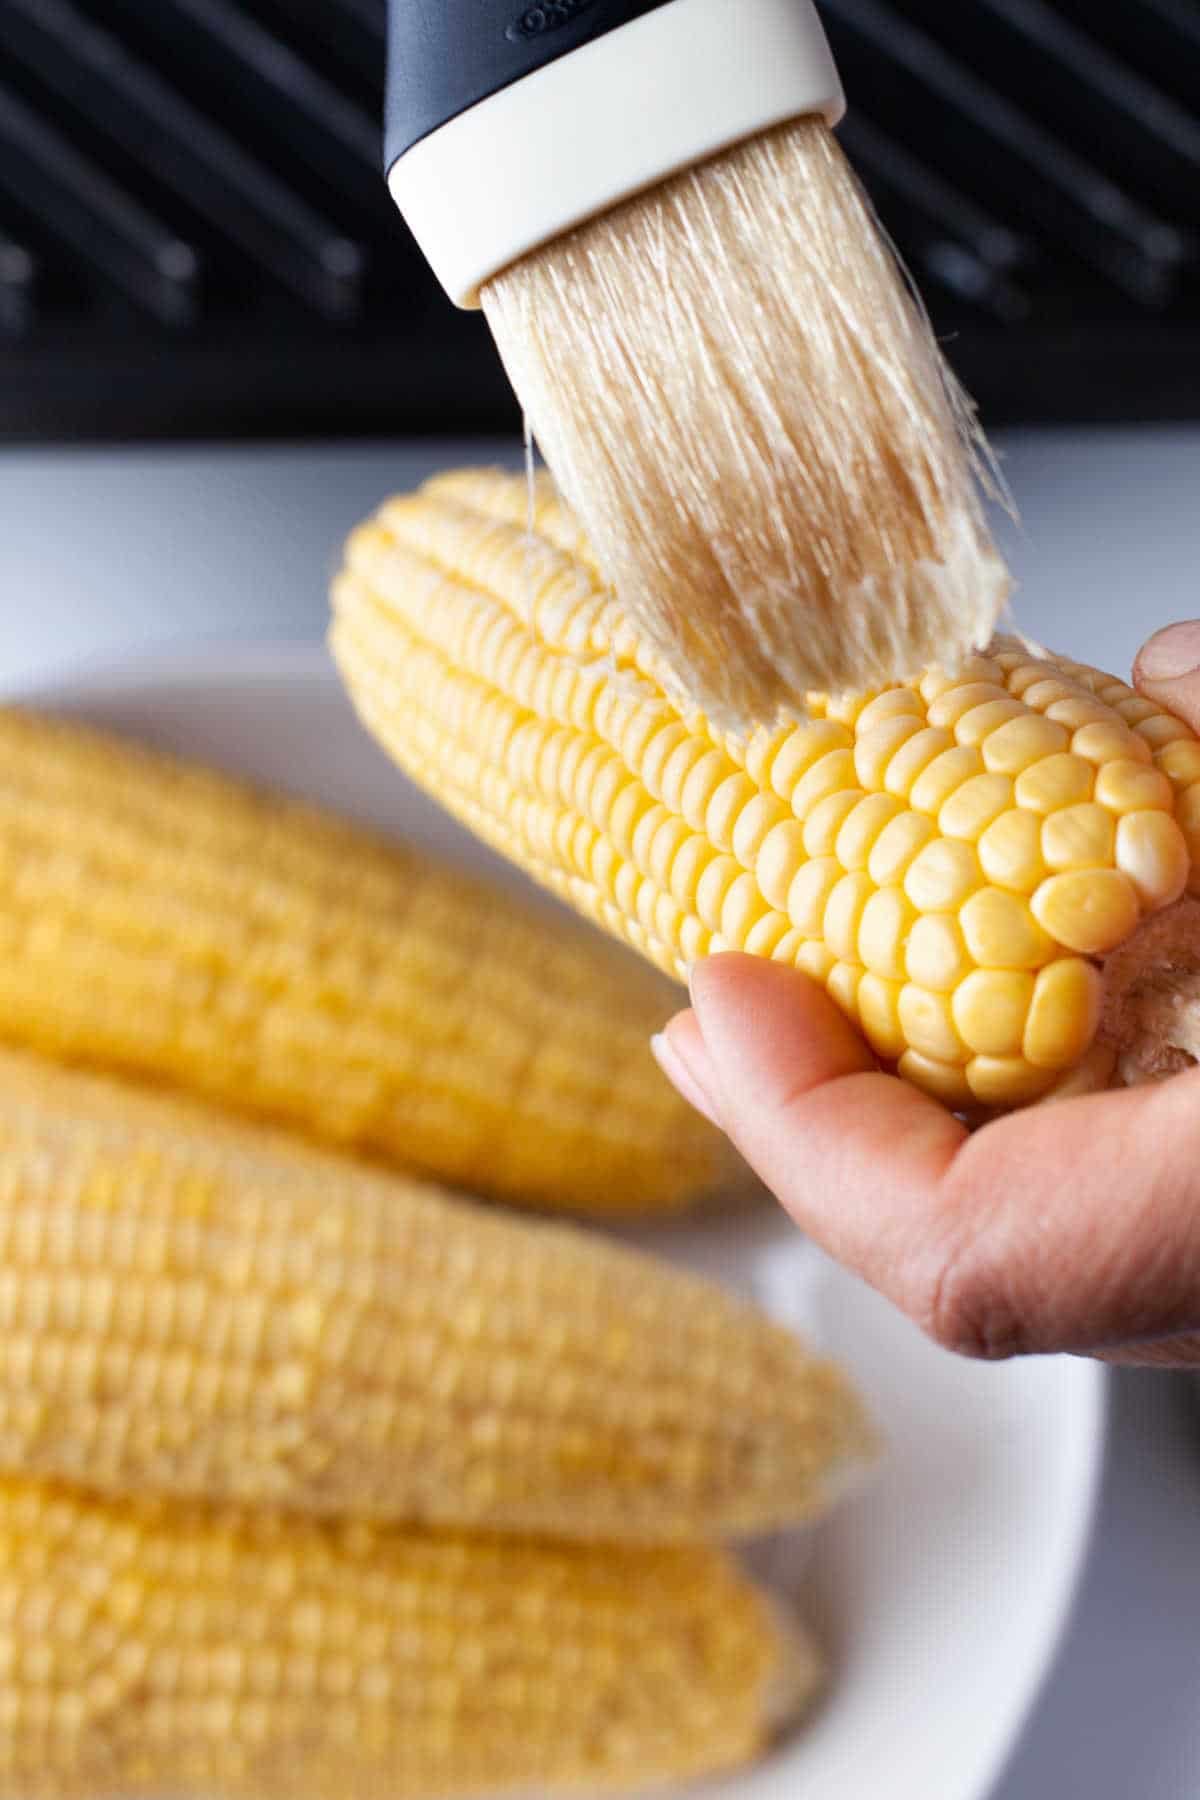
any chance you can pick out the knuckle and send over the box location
[908,1234,1029,1362]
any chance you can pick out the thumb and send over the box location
[1134,621,1200,727]
[681,956,969,1298]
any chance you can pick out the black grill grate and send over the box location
[1,0,1198,439]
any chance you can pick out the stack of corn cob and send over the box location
[0,708,874,1796]
[331,467,1200,1109]
[0,706,733,1216]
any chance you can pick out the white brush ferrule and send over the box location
[387,0,844,308]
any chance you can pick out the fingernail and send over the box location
[650,1031,722,1128]
[1137,622,1200,682]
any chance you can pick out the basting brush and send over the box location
[384,0,1012,731]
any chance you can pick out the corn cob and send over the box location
[0,1475,815,1798]
[0,1048,871,1539]
[330,467,1200,1112]
[0,705,733,1217]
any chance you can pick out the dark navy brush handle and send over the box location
[384,0,676,170]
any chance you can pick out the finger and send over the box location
[686,955,969,1307]
[1134,620,1200,726]
[650,1014,722,1127]
[687,954,1200,1359]
[1095,1333,1200,1369]
[942,1074,1200,1355]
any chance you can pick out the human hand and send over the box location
[651,623,1200,1367]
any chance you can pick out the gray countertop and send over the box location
[3,428,1200,1797]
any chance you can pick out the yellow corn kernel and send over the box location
[742,726,788,789]
[1041,803,1116,872]
[658,889,696,951]
[1114,811,1190,909]
[790,749,859,820]
[729,793,788,868]
[681,748,736,831]
[1023,959,1103,1070]
[882,727,955,800]
[0,1476,818,1800]
[1077,674,1130,707]
[1014,753,1094,814]
[867,811,936,886]
[1045,695,1113,729]
[1094,760,1174,816]
[919,668,959,703]
[966,1057,1057,1107]
[610,783,657,856]
[764,924,799,963]
[854,689,924,732]
[977,808,1048,894]
[939,774,1015,843]
[953,697,1026,745]
[835,792,905,870]
[1030,870,1141,956]
[859,887,918,983]
[647,815,693,888]
[908,746,985,815]
[1071,722,1150,767]
[824,872,874,963]
[926,683,1009,730]
[904,839,984,913]
[1115,695,1160,725]
[755,819,807,911]
[960,653,1007,684]
[1156,740,1200,789]
[822,688,873,726]
[959,888,1055,970]
[897,1051,974,1110]
[331,481,1200,1120]
[706,773,760,852]
[1003,660,1057,697]
[659,737,710,812]
[642,723,691,798]
[583,752,626,830]
[1176,785,1200,893]
[632,802,672,874]
[802,789,864,859]
[826,960,864,1019]
[951,970,1035,1058]
[1021,678,1077,713]
[768,721,853,800]
[981,714,1069,775]
[670,836,717,909]
[744,911,791,958]
[854,716,925,790]
[0,1050,872,1542]
[696,855,741,931]
[905,914,971,992]
[856,974,907,1060]
[795,939,837,986]
[1136,713,1193,749]
[787,858,842,936]
[922,660,1003,702]
[898,986,969,1064]
[721,871,772,942]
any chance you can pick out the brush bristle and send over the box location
[481,118,1013,734]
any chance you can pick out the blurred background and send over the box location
[1,5,1200,1799]
[0,0,1198,438]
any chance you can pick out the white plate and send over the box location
[21,645,1107,1800]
